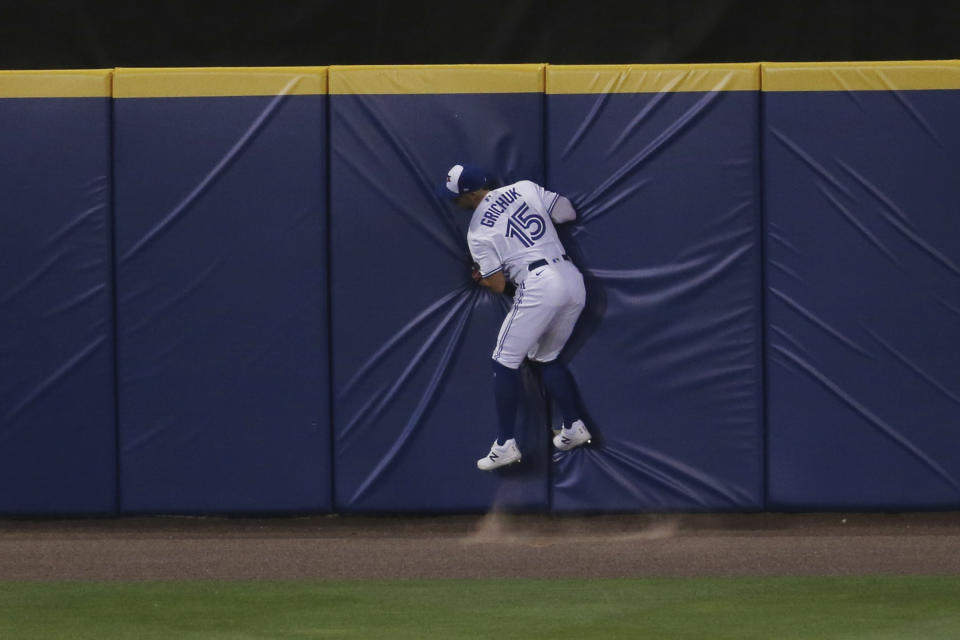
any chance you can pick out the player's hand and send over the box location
[471,262,482,284]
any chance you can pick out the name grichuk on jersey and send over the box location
[467,180,571,283]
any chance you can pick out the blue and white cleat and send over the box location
[477,438,522,471]
[553,420,592,451]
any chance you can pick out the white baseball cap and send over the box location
[438,163,491,199]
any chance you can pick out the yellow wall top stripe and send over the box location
[763,60,960,91]
[114,67,327,98]
[0,70,112,98]
[329,64,545,94]
[547,64,759,94]
[7,62,960,97]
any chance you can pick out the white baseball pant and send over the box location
[492,258,586,369]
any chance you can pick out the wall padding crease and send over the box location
[546,64,765,511]
[113,68,332,513]
[0,70,117,514]
[764,61,960,509]
[329,65,550,512]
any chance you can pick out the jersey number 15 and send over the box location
[505,204,545,248]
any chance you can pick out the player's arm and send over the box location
[468,232,508,293]
[549,195,577,224]
[534,182,577,224]
[479,271,506,294]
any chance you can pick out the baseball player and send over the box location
[438,163,592,470]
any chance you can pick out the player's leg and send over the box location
[489,283,533,445]
[490,281,560,443]
[528,263,591,450]
[478,281,559,471]
[539,358,592,450]
[527,262,585,372]
[539,359,584,426]
[476,359,524,471]
[491,359,520,446]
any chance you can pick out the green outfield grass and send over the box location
[2,577,960,639]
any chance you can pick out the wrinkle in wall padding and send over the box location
[329,66,549,512]
[113,68,331,513]
[764,61,960,509]
[546,65,764,512]
[0,71,116,514]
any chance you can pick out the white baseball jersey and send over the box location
[467,180,586,369]
[467,180,569,284]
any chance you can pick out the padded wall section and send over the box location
[0,71,116,514]
[114,68,331,513]
[764,62,960,509]
[546,65,764,511]
[330,65,549,511]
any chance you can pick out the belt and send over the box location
[528,255,570,271]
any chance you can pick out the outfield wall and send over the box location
[329,66,550,512]
[0,71,116,514]
[545,65,764,511]
[0,61,958,514]
[763,62,960,509]
[112,68,331,514]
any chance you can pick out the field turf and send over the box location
[2,576,959,639]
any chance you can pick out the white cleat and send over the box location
[553,420,592,451]
[477,438,522,471]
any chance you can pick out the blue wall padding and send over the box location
[114,93,330,513]
[330,89,549,511]
[765,89,960,509]
[11,62,960,515]
[546,88,764,511]
[0,96,116,514]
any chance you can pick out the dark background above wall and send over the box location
[1,0,957,69]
